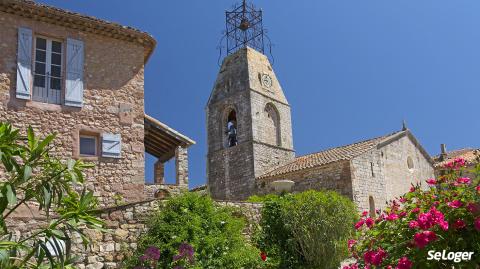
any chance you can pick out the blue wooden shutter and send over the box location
[102,133,121,158]
[65,38,84,107]
[16,27,32,100]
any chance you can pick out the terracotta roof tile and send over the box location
[433,148,479,168]
[257,130,404,180]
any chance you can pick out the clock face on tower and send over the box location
[261,74,273,88]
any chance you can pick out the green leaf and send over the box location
[27,126,35,149]
[67,159,75,171]
[23,165,32,181]
[5,185,16,205]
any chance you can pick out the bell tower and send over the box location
[206,1,294,200]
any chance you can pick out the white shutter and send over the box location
[16,27,32,100]
[65,38,84,107]
[102,133,122,158]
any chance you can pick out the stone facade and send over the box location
[256,130,435,213]
[206,47,295,201]
[0,9,148,206]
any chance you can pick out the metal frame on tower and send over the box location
[225,0,265,55]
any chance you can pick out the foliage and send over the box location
[125,192,265,269]
[344,157,480,269]
[0,123,103,268]
[254,190,358,269]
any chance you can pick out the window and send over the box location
[407,156,414,170]
[369,196,376,217]
[225,109,238,148]
[264,103,281,146]
[79,135,97,156]
[33,37,63,104]
[370,162,375,177]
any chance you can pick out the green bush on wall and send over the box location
[252,190,358,269]
[124,192,265,269]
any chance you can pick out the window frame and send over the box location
[32,35,65,105]
[79,134,99,157]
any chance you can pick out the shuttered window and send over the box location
[32,37,63,104]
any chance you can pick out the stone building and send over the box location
[0,0,195,205]
[433,145,479,179]
[206,47,435,211]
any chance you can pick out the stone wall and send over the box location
[7,199,263,269]
[0,12,146,206]
[256,160,353,198]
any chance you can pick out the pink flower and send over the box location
[426,178,436,185]
[355,219,365,230]
[408,220,419,229]
[453,219,466,229]
[444,158,466,169]
[365,218,375,228]
[399,197,407,203]
[414,231,437,248]
[476,185,480,194]
[364,248,387,266]
[439,220,449,231]
[475,218,480,231]
[447,200,463,208]
[343,264,359,269]
[467,203,480,214]
[409,186,416,193]
[411,208,420,214]
[399,211,407,218]
[456,177,471,185]
[362,211,369,217]
[348,239,357,250]
[396,256,413,269]
[386,213,399,221]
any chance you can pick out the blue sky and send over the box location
[43,0,480,188]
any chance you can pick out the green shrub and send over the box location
[255,190,358,269]
[124,192,265,268]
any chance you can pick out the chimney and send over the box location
[440,144,447,161]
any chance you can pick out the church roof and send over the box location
[257,129,432,180]
[433,148,479,168]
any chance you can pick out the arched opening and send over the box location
[407,156,414,170]
[369,196,376,217]
[264,103,281,146]
[224,109,238,148]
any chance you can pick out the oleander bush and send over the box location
[125,192,266,269]
[344,157,480,269]
[252,190,358,269]
[0,123,103,269]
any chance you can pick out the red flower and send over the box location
[411,207,420,214]
[475,218,480,231]
[409,186,416,193]
[355,219,365,230]
[455,177,471,185]
[414,231,437,248]
[362,211,369,217]
[453,219,466,229]
[467,203,480,214]
[426,178,436,185]
[399,211,407,218]
[364,217,375,228]
[364,248,387,266]
[476,185,480,194]
[386,213,399,221]
[399,197,407,203]
[447,200,463,208]
[343,264,359,269]
[260,252,267,261]
[396,256,413,269]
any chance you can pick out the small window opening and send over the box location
[226,110,237,147]
[370,162,375,177]
[407,156,414,169]
[369,196,376,217]
[79,134,98,156]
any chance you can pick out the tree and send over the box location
[0,123,103,268]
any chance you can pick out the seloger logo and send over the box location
[427,250,474,263]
